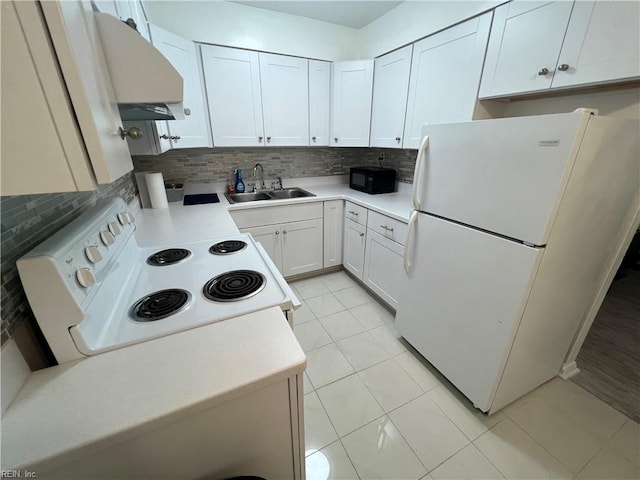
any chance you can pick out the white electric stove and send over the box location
[17,198,299,364]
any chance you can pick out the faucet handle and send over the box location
[246,182,256,192]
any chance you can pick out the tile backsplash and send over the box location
[0,172,136,368]
[133,147,418,185]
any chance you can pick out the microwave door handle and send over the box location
[404,210,418,274]
[412,135,429,211]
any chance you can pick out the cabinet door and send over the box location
[323,200,344,268]
[241,225,283,272]
[150,25,211,149]
[343,218,367,279]
[201,45,264,147]
[479,1,573,99]
[281,219,324,277]
[309,60,331,146]
[370,45,412,148]
[260,53,309,146]
[403,13,491,149]
[331,60,374,147]
[552,1,640,88]
[363,230,405,310]
[42,0,133,184]
[2,0,94,194]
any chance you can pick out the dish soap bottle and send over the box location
[235,169,245,193]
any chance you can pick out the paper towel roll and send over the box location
[145,172,169,209]
[134,172,152,208]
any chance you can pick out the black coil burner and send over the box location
[130,289,191,321]
[146,248,191,266]
[209,240,248,255]
[203,270,266,302]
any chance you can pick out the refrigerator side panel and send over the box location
[418,111,592,245]
[396,214,543,411]
[491,117,640,412]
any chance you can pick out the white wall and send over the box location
[357,0,503,58]
[142,1,359,60]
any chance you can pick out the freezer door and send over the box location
[396,214,543,412]
[416,111,592,245]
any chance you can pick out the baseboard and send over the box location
[558,361,580,380]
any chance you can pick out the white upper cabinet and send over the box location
[480,1,573,98]
[480,1,639,98]
[403,13,491,149]
[309,60,331,146]
[201,45,264,147]
[551,1,640,89]
[260,53,309,147]
[331,60,374,147]
[369,45,413,149]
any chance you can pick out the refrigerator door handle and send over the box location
[412,135,430,210]
[404,210,418,274]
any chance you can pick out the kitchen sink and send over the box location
[225,187,315,204]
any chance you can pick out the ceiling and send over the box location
[230,1,403,29]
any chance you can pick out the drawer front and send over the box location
[367,210,408,245]
[230,202,323,228]
[344,201,368,226]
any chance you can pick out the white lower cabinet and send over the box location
[343,218,367,279]
[363,230,405,310]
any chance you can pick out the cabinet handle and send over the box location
[557,64,569,71]
[538,67,549,76]
[119,126,142,140]
[312,136,317,141]
[334,137,338,143]
[380,225,394,232]
[258,136,263,142]
[283,230,287,235]
[348,211,359,216]
[184,107,191,116]
[267,136,272,142]
[160,134,180,141]
[359,232,365,237]
[395,137,401,143]
[275,231,280,235]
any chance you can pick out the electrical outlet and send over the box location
[378,152,385,161]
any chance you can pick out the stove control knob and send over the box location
[126,212,135,224]
[108,222,121,236]
[76,268,96,288]
[84,245,103,264]
[100,231,116,246]
[117,213,129,225]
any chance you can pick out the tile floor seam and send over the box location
[305,390,342,457]
[336,437,363,480]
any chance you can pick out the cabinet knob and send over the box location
[267,136,271,142]
[334,137,338,143]
[184,107,191,116]
[395,137,401,143]
[283,230,287,235]
[538,67,549,76]
[119,126,143,140]
[312,136,317,141]
[359,232,365,237]
[259,136,263,142]
[557,63,569,71]
[275,231,280,235]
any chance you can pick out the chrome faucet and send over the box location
[253,163,266,190]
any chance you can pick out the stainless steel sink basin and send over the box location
[225,187,315,204]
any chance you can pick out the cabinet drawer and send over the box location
[367,210,408,246]
[344,202,368,226]
[230,202,323,228]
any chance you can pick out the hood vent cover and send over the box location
[94,12,184,120]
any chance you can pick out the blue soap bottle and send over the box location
[235,169,245,193]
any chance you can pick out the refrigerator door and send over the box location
[416,111,593,245]
[396,213,543,411]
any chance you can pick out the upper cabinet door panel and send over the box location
[149,25,210,149]
[309,60,331,146]
[552,1,640,88]
[259,53,309,147]
[403,13,491,149]
[369,44,413,149]
[201,45,264,147]
[331,60,374,147]
[479,1,573,99]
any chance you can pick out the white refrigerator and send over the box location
[396,109,639,413]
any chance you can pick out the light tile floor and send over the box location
[291,271,640,480]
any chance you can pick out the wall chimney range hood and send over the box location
[94,12,184,121]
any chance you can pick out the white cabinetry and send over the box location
[127,25,211,154]
[2,0,133,195]
[231,203,324,278]
[342,202,368,279]
[309,60,331,146]
[369,45,413,148]
[480,1,639,98]
[403,13,491,149]
[331,60,374,147]
[260,53,309,146]
[201,45,264,147]
[323,200,344,268]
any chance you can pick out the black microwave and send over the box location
[349,167,396,194]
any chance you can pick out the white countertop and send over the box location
[1,307,305,471]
